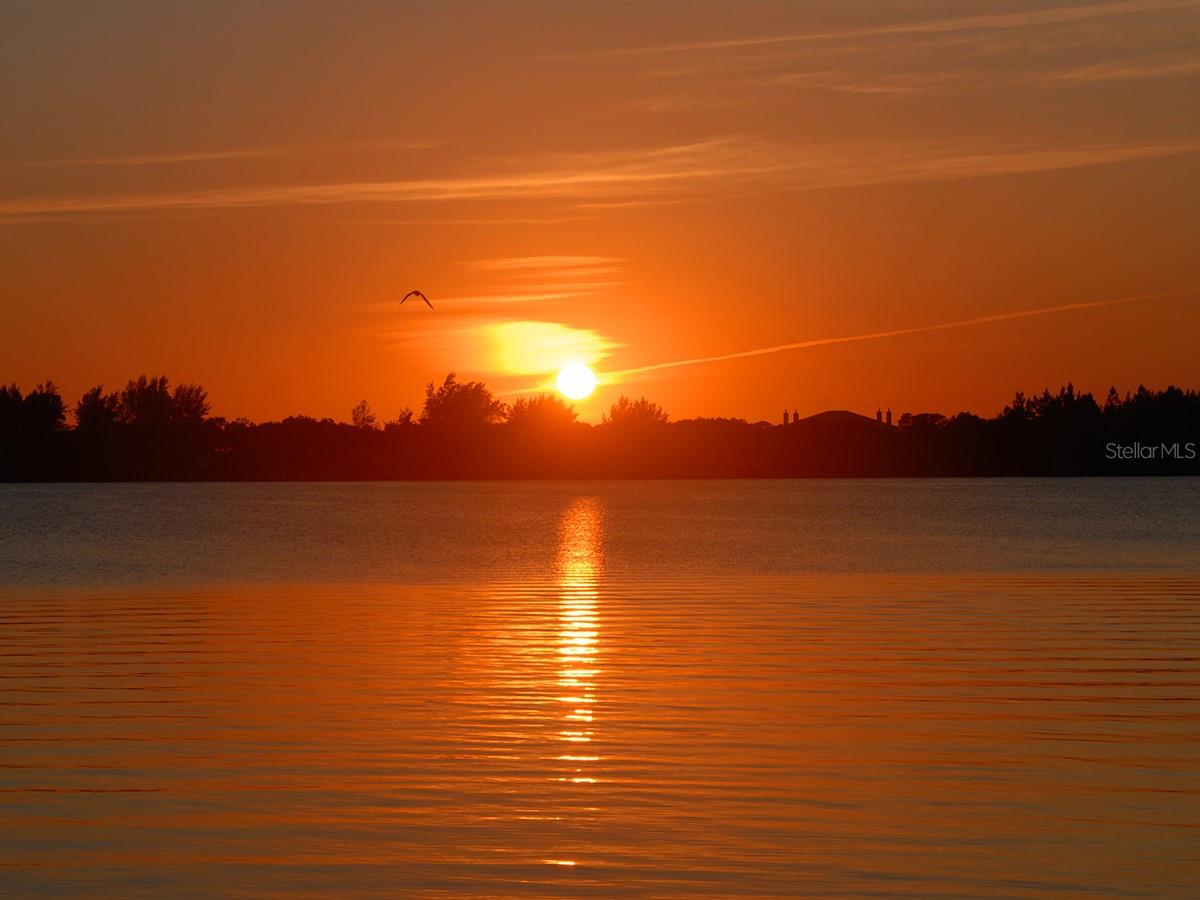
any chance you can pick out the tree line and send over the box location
[1,373,1196,480]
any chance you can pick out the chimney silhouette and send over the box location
[886,408,893,426]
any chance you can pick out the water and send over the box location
[1,481,1198,896]
[2,479,1198,585]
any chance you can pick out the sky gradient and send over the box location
[3,0,1198,422]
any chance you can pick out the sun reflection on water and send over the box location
[552,496,604,791]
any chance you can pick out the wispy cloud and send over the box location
[403,291,587,307]
[467,255,621,271]
[334,214,592,227]
[615,0,1199,103]
[11,140,438,168]
[441,256,626,309]
[1041,56,1200,83]
[731,52,1200,97]
[358,255,626,316]
[849,139,1200,186]
[489,321,621,376]
[608,290,1194,380]
[366,254,623,398]
[5,135,1199,221]
[16,146,313,168]
[0,138,765,218]
[382,316,621,388]
[744,70,960,95]
[593,0,1198,56]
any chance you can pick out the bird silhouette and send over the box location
[401,289,434,310]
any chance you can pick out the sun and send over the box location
[556,363,597,401]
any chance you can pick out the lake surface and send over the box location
[2,480,1199,897]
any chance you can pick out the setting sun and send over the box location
[556,363,597,400]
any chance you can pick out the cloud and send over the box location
[853,139,1200,186]
[489,321,621,376]
[572,198,691,210]
[741,56,1200,97]
[332,214,592,227]
[607,290,1194,380]
[467,255,622,271]
[16,147,316,168]
[11,140,438,168]
[354,255,625,322]
[616,1,1199,102]
[1041,56,1200,84]
[373,256,624,388]
[4,135,1199,221]
[383,317,621,389]
[360,291,589,312]
[0,138,767,218]
[742,70,960,95]
[428,256,627,310]
[592,0,1198,56]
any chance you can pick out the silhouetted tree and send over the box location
[1027,383,1100,423]
[0,382,67,478]
[897,412,945,431]
[351,399,378,430]
[383,407,414,432]
[506,394,578,429]
[71,385,124,479]
[22,382,66,432]
[119,375,174,427]
[75,386,121,433]
[602,395,669,427]
[1000,391,1031,423]
[0,384,22,436]
[0,382,65,436]
[419,373,506,428]
[172,383,210,422]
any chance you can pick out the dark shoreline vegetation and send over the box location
[2,374,1197,480]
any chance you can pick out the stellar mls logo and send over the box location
[1106,441,1197,460]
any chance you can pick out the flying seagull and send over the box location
[401,289,434,310]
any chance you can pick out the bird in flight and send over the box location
[401,289,434,310]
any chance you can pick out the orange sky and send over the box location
[2,1,1198,423]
